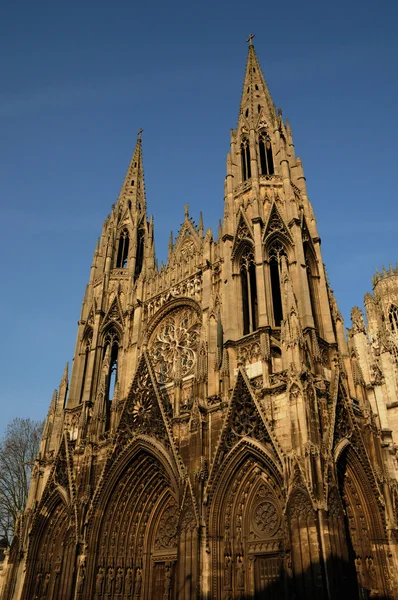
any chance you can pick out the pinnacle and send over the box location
[238,38,276,130]
[61,362,69,386]
[239,34,276,128]
[117,134,147,217]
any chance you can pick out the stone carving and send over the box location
[115,567,123,594]
[148,306,200,383]
[253,501,279,536]
[118,354,168,444]
[105,566,115,595]
[76,558,85,594]
[146,275,202,318]
[125,567,133,595]
[95,567,105,595]
[227,374,268,444]
[237,341,261,366]
[351,306,366,334]
[155,501,178,549]
[134,567,142,597]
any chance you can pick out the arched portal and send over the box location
[209,448,287,599]
[21,492,75,600]
[85,442,179,600]
[337,445,392,599]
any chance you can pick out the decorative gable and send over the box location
[208,369,282,480]
[102,295,124,330]
[117,352,174,450]
[232,208,254,259]
[263,202,293,245]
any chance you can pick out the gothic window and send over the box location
[389,305,398,333]
[116,228,129,268]
[304,244,321,333]
[134,228,145,281]
[269,242,286,327]
[240,246,258,335]
[241,138,251,182]
[148,306,201,384]
[259,130,274,175]
[79,329,92,403]
[131,179,134,186]
[103,328,119,402]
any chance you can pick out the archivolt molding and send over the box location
[145,297,202,340]
[85,434,181,536]
[205,439,284,536]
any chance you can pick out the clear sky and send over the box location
[1,0,397,434]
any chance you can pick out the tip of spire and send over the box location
[246,33,255,47]
[137,128,143,141]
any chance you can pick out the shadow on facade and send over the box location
[182,555,388,600]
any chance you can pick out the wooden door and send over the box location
[254,554,284,599]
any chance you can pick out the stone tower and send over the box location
[4,39,398,600]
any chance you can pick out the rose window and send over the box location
[149,307,200,383]
[253,501,279,537]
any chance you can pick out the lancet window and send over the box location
[103,328,119,402]
[116,228,129,268]
[269,242,286,327]
[259,130,274,175]
[134,228,145,281]
[241,138,251,182]
[389,305,398,333]
[79,329,93,403]
[304,244,321,333]
[240,246,258,335]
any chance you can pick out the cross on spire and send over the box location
[137,128,143,139]
[246,33,255,46]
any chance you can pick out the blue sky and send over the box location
[1,0,397,434]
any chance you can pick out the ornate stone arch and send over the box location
[335,443,392,598]
[83,438,180,599]
[21,489,76,600]
[207,442,285,599]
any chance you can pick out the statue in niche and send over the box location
[134,567,142,597]
[125,567,133,595]
[95,567,105,595]
[115,567,124,594]
[106,566,115,595]
[236,554,245,590]
[41,573,51,598]
[163,563,172,599]
[224,553,232,590]
[77,559,85,594]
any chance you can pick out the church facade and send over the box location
[4,40,398,599]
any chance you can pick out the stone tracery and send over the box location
[148,305,201,383]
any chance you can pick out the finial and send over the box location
[246,33,255,46]
[199,212,204,236]
[184,203,189,218]
[137,128,143,139]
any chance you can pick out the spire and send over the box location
[117,129,146,218]
[238,36,276,129]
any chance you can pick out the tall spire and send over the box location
[238,36,276,129]
[117,129,146,218]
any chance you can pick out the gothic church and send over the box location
[4,38,398,600]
